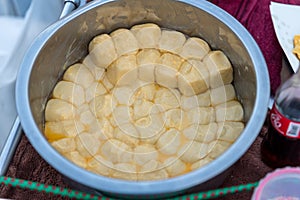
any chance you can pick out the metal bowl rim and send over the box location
[16,0,270,195]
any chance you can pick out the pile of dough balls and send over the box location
[44,23,244,181]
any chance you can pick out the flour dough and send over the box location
[131,23,161,48]
[63,63,94,89]
[180,37,210,60]
[44,23,245,181]
[110,28,139,56]
[159,30,186,54]
[215,100,244,122]
[203,50,233,88]
[88,34,117,68]
[45,99,76,122]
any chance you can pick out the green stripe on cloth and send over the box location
[0,176,258,200]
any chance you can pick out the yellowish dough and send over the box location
[110,28,139,56]
[203,50,233,88]
[159,30,186,54]
[131,23,161,48]
[88,34,117,69]
[44,23,245,181]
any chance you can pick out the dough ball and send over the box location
[178,61,208,96]
[101,139,133,163]
[156,129,181,155]
[87,155,113,176]
[110,28,139,56]
[88,34,117,68]
[215,100,244,122]
[51,138,76,153]
[106,54,138,85]
[45,99,76,122]
[63,63,94,89]
[180,37,210,60]
[75,132,101,158]
[159,30,186,54]
[203,50,233,88]
[134,144,158,165]
[178,141,209,163]
[217,121,244,143]
[210,84,235,106]
[131,23,161,48]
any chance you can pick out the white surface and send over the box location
[0,0,63,155]
[0,16,25,150]
[0,17,25,79]
[270,2,300,72]
[0,0,31,16]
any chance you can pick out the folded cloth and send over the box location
[0,134,270,200]
[210,0,299,94]
[1,0,300,200]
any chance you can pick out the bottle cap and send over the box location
[252,167,300,200]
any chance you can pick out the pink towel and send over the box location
[211,0,300,94]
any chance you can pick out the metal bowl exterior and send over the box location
[16,0,270,197]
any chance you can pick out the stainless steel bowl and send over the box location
[16,0,270,198]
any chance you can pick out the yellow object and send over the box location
[44,23,245,181]
[293,35,300,59]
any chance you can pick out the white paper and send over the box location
[270,2,300,72]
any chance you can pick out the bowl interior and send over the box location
[29,0,256,129]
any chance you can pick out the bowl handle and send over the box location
[60,0,82,19]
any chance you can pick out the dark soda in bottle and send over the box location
[261,67,300,168]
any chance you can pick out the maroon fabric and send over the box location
[1,0,300,199]
[211,0,300,94]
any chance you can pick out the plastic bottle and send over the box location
[261,68,300,168]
